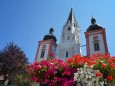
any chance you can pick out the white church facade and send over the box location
[55,8,81,60]
[35,8,108,62]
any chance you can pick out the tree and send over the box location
[0,42,28,85]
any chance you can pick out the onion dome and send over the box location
[87,17,103,32]
[43,27,57,42]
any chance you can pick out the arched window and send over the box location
[74,24,75,27]
[66,51,68,58]
[94,42,100,51]
[68,27,70,30]
[40,51,45,58]
[93,36,100,51]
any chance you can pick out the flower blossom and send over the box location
[106,75,113,81]
[101,63,106,68]
[96,72,103,77]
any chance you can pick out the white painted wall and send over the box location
[89,34,105,55]
[52,45,56,57]
[56,43,81,60]
[37,43,49,61]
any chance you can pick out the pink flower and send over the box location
[33,61,39,65]
[37,65,42,70]
[50,53,54,57]
[62,71,71,76]
[32,76,40,82]
[42,79,49,84]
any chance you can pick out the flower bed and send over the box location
[27,54,115,86]
[27,58,77,86]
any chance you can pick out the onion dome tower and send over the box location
[43,28,57,42]
[35,27,57,61]
[84,17,109,56]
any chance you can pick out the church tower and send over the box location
[85,17,109,56]
[35,27,57,61]
[56,8,81,60]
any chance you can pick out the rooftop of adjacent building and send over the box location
[87,17,104,32]
[43,27,57,42]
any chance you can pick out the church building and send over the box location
[35,8,108,61]
[85,17,109,56]
[55,8,81,60]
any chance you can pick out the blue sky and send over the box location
[0,0,115,63]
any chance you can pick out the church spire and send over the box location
[55,8,81,59]
[67,8,76,23]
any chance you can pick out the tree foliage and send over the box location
[0,42,28,85]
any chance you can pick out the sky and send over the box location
[0,0,115,63]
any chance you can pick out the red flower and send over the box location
[110,64,115,68]
[106,75,113,81]
[101,63,106,68]
[87,61,97,67]
[108,59,113,64]
[96,72,103,77]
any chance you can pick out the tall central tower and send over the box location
[56,8,81,60]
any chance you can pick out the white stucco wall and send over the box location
[56,43,81,60]
[37,43,49,61]
[89,34,105,55]
[52,45,56,57]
